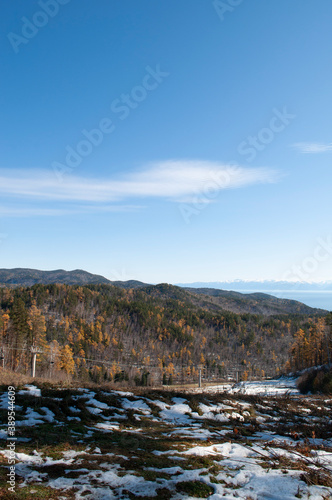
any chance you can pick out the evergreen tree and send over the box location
[9,298,29,370]
[27,303,47,348]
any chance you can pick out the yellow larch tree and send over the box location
[59,345,75,376]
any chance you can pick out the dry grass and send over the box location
[300,470,332,488]
[0,369,35,388]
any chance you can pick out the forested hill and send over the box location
[0,268,112,286]
[0,268,149,289]
[183,287,326,316]
[0,283,330,385]
[0,268,326,316]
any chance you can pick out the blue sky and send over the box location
[1,0,332,284]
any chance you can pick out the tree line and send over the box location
[0,284,328,385]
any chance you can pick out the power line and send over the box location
[0,344,205,371]
[0,345,30,351]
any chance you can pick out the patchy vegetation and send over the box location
[0,381,331,499]
[175,480,214,497]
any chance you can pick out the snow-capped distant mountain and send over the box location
[176,280,332,291]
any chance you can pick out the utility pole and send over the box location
[30,346,43,378]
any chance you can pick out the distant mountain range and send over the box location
[0,268,327,316]
[0,268,150,289]
[0,268,113,286]
[3,270,330,293]
[176,280,332,292]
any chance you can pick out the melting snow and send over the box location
[95,423,120,432]
[159,397,192,424]
[16,408,47,426]
[121,398,151,413]
[0,379,331,499]
[18,385,41,397]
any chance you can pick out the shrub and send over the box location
[175,480,214,497]
[297,366,332,394]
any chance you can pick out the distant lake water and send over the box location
[244,290,332,311]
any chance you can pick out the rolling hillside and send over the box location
[0,281,329,384]
[0,268,325,316]
[0,268,112,286]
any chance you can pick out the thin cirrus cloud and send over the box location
[0,205,144,217]
[0,160,281,216]
[292,142,332,153]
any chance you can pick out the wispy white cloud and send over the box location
[292,142,332,153]
[0,160,281,216]
[0,205,144,217]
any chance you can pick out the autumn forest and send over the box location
[0,283,331,386]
